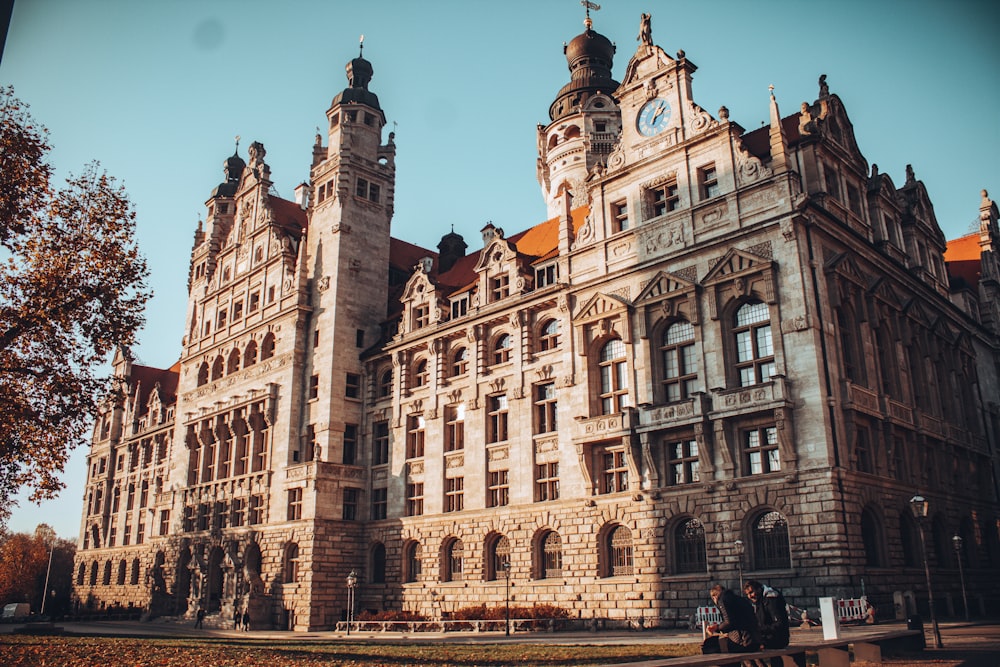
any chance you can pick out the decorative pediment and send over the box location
[900,297,933,329]
[635,271,697,304]
[867,276,903,310]
[635,271,699,334]
[702,247,773,286]
[618,43,674,90]
[572,292,631,325]
[474,236,519,274]
[401,268,438,304]
[825,252,869,290]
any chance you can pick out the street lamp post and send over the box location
[734,539,745,593]
[40,543,54,617]
[345,570,358,636]
[910,495,943,648]
[502,561,511,636]
[952,535,970,621]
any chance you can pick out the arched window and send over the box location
[103,560,113,585]
[371,542,387,584]
[661,320,697,401]
[243,340,258,368]
[378,368,393,398]
[283,543,299,583]
[450,347,468,377]
[413,358,429,387]
[404,540,422,583]
[492,334,512,365]
[485,534,510,581]
[77,562,86,585]
[261,333,276,360]
[861,507,884,567]
[131,558,141,585]
[227,348,240,374]
[899,511,920,567]
[539,319,560,351]
[211,355,224,380]
[751,511,791,570]
[539,530,563,579]
[837,307,864,385]
[89,561,98,586]
[197,362,209,386]
[599,338,629,414]
[444,538,464,582]
[117,560,127,585]
[675,518,707,574]
[604,524,634,577]
[733,301,775,387]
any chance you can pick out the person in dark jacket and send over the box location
[744,579,801,667]
[703,584,759,654]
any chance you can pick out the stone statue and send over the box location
[638,13,652,45]
[818,74,829,97]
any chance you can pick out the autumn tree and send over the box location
[0,87,151,529]
[0,524,76,616]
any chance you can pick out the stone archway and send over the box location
[206,546,225,613]
[174,547,191,615]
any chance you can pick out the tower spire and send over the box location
[768,85,789,173]
[581,0,600,29]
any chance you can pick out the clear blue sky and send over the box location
[3,0,998,538]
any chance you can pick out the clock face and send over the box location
[637,98,671,137]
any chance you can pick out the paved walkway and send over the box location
[4,617,999,665]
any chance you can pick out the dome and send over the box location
[548,25,619,121]
[331,55,382,111]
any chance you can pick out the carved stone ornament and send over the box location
[317,276,331,293]
[685,100,719,134]
[735,145,772,187]
[606,143,627,172]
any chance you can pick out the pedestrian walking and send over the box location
[195,607,205,629]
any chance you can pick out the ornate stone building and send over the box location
[73,12,1000,629]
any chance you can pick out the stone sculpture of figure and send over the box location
[638,13,652,45]
[818,74,829,97]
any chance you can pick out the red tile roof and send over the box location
[945,233,982,290]
[269,195,307,238]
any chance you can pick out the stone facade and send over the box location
[74,13,1000,629]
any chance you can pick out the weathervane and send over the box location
[359,34,364,56]
[581,0,600,29]
[235,135,241,152]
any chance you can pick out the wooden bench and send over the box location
[623,628,923,667]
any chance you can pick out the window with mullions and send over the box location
[540,530,563,578]
[535,462,559,501]
[744,425,780,475]
[599,338,630,414]
[612,200,629,232]
[445,404,465,452]
[487,470,509,507]
[487,394,509,443]
[607,525,634,577]
[534,382,558,434]
[699,164,719,199]
[651,180,680,217]
[445,538,464,581]
[674,518,707,573]
[486,534,510,581]
[491,275,510,301]
[450,346,469,377]
[600,448,628,494]
[413,359,429,387]
[667,438,700,485]
[661,320,697,401]
[539,319,560,351]
[406,482,423,517]
[752,511,791,570]
[404,541,422,583]
[492,334,512,365]
[406,415,425,459]
[372,420,389,465]
[535,263,557,288]
[734,301,775,387]
[444,476,464,512]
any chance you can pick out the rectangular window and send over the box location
[230,499,244,528]
[309,374,319,400]
[232,300,243,321]
[535,263,557,288]
[612,200,629,232]
[136,521,145,544]
[356,177,369,198]
[534,382,558,434]
[444,476,464,512]
[183,505,195,532]
[406,482,424,516]
[372,420,390,465]
[651,180,680,217]
[109,526,117,547]
[406,415,425,459]
[343,424,358,465]
[600,448,628,494]
[744,425,780,475]
[372,487,388,520]
[824,163,840,199]
[122,524,130,546]
[345,372,361,399]
[313,329,320,348]
[287,488,303,521]
[491,274,510,301]
[487,394,509,443]
[847,183,864,217]
[445,404,465,452]
[487,470,509,507]
[667,438,700,485]
[535,462,560,501]
[451,295,469,319]
[413,304,429,329]
[159,510,170,535]
[343,488,359,520]
[356,329,365,347]
[267,285,276,303]
[368,183,380,203]
[197,503,210,531]
[700,165,719,199]
[249,495,264,525]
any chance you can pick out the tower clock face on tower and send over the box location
[637,98,672,136]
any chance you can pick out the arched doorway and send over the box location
[174,547,191,615]
[206,546,224,613]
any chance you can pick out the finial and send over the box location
[359,34,364,57]
[581,0,600,29]
[234,135,241,153]
[769,84,775,98]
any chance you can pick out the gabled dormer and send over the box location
[633,270,699,338]
[473,224,532,306]
[400,257,446,335]
[897,164,948,293]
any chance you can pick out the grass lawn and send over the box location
[0,635,700,666]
